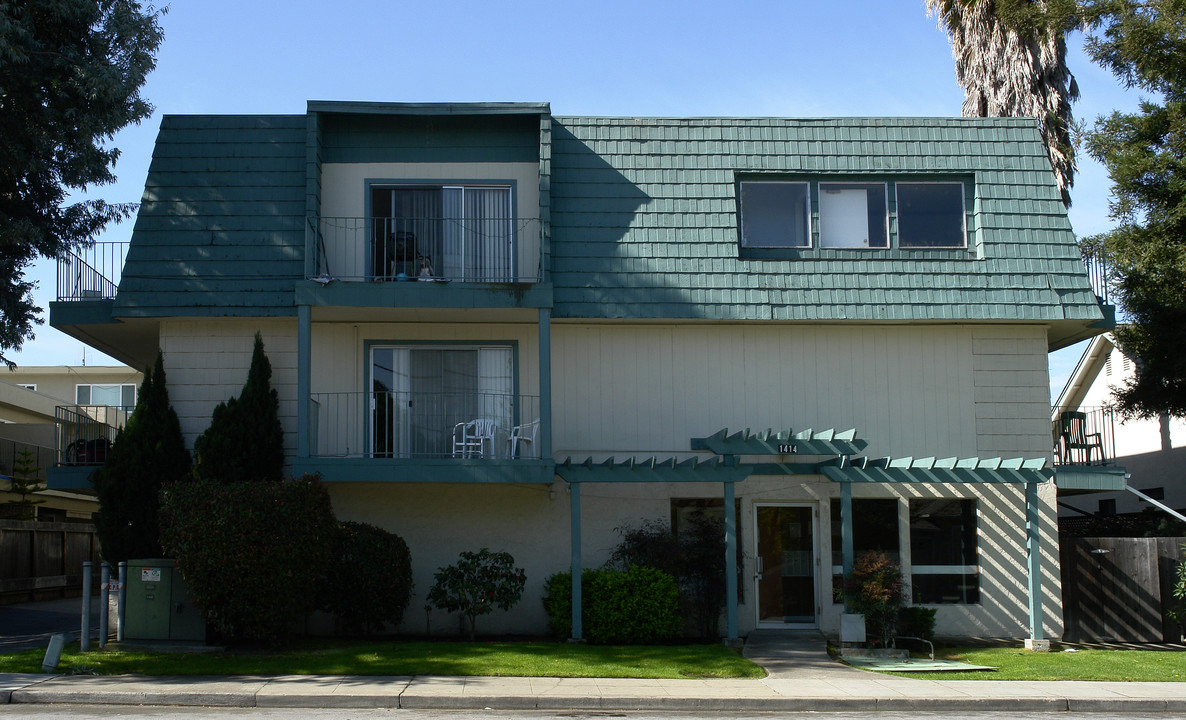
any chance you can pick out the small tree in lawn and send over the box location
[6,449,45,520]
[93,352,191,562]
[427,548,526,640]
[193,333,284,483]
[845,551,906,648]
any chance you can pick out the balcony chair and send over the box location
[452,418,496,458]
[1057,411,1104,465]
[507,419,539,459]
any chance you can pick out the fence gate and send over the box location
[1060,536,1184,643]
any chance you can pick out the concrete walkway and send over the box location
[1,630,1185,712]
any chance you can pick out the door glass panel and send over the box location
[756,506,816,624]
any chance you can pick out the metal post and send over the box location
[1026,481,1045,644]
[841,482,854,576]
[80,562,92,652]
[99,563,110,648]
[117,562,127,642]
[569,481,582,641]
[724,480,738,643]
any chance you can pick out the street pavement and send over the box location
[0,597,100,654]
[2,617,1185,712]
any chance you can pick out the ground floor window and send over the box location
[75,383,136,409]
[830,498,900,603]
[909,498,979,604]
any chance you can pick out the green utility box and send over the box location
[125,559,206,642]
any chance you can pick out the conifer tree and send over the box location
[192,333,285,483]
[93,351,191,562]
[6,449,46,520]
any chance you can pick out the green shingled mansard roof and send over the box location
[548,116,1100,323]
[113,110,1102,328]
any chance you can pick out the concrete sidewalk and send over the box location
[3,672,1186,711]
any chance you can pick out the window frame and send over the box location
[738,180,812,250]
[908,498,980,605]
[75,383,136,409]
[818,182,889,249]
[737,176,974,255]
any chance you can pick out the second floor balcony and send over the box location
[54,404,131,467]
[1053,406,1116,467]
[56,243,128,302]
[310,215,542,284]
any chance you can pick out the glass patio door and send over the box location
[755,504,819,626]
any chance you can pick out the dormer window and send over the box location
[739,181,810,249]
[896,182,966,248]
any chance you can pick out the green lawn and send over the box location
[0,639,765,679]
[885,646,1186,682]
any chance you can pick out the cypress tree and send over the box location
[93,351,191,562]
[192,332,285,483]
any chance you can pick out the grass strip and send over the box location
[0,639,765,679]
[884,646,1186,682]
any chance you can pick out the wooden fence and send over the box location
[0,519,100,605]
[1060,536,1185,643]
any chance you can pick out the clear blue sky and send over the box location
[12,0,1145,401]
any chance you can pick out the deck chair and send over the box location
[452,418,496,458]
[507,419,539,459]
[1058,411,1103,465]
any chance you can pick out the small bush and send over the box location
[321,522,414,635]
[427,548,525,640]
[898,605,937,641]
[845,551,906,648]
[160,475,336,643]
[543,566,682,644]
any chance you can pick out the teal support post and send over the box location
[297,305,311,459]
[841,481,854,576]
[569,481,582,641]
[1026,481,1044,641]
[538,308,552,459]
[724,480,738,642]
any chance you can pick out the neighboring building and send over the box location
[46,102,1117,643]
[1054,333,1186,521]
[0,366,138,521]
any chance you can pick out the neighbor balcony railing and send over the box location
[308,390,540,460]
[309,216,541,283]
[1080,244,1110,306]
[1052,405,1116,467]
[54,405,132,466]
[56,242,128,301]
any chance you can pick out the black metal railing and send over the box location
[1052,406,1116,466]
[54,405,132,466]
[310,216,541,283]
[56,242,128,301]
[308,390,541,460]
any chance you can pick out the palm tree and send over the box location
[927,0,1079,207]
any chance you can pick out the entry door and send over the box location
[754,504,819,627]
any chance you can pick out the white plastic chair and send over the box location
[452,418,496,458]
[507,419,539,459]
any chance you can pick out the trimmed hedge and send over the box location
[543,566,681,644]
[160,476,336,643]
[321,521,414,635]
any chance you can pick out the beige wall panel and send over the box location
[320,162,541,281]
[552,324,981,460]
[972,326,1052,459]
[160,319,297,451]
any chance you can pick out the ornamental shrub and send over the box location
[427,548,526,640]
[192,332,285,484]
[93,352,191,562]
[542,566,682,644]
[160,475,336,644]
[1169,543,1186,633]
[898,605,937,641]
[320,521,414,635]
[845,550,906,648]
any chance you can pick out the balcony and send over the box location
[1080,243,1110,306]
[56,243,127,301]
[308,390,541,460]
[53,404,132,475]
[1052,406,1116,467]
[309,216,542,284]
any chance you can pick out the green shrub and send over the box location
[321,521,414,635]
[427,548,526,640]
[543,566,682,644]
[192,333,284,484]
[1169,543,1186,632]
[93,352,191,562]
[6,448,45,520]
[898,605,937,641]
[160,475,336,643]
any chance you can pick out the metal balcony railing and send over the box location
[308,390,541,460]
[56,242,128,301]
[55,405,132,466]
[310,216,541,283]
[1052,406,1116,467]
[1080,244,1111,306]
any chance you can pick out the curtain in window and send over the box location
[442,188,465,280]
[465,188,512,281]
[477,347,513,456]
